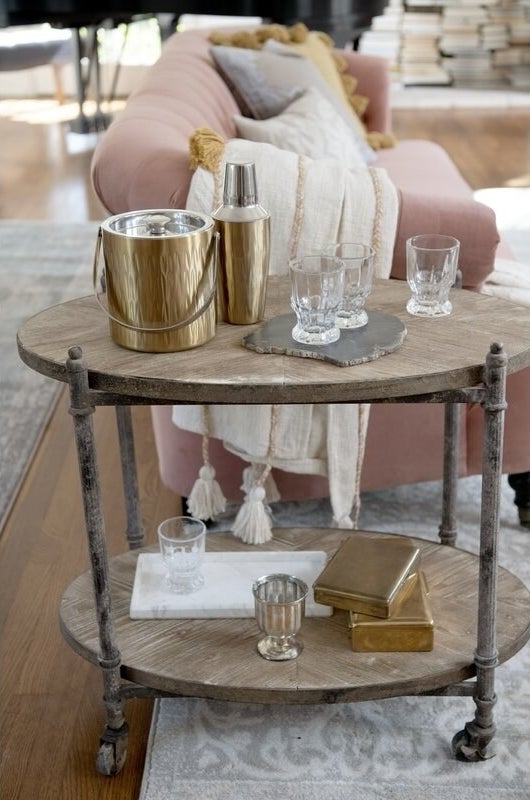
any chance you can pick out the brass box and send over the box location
[348,571,434,652]
[313,531,420,617]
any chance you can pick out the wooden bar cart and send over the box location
[17,278,530,775]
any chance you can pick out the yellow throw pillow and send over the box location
[271,27,368,141]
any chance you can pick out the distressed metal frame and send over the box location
[65,341,507,774]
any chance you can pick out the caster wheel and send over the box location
[451,727,493,762]
[97,742,124,775]
[96,723,129,775]
[452,729,475,761]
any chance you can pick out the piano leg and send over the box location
[69,26,112,134]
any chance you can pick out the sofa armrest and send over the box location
[390,190,500,288]
[91,28,240,214]
[340,50,392,134]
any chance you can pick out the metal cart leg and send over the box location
[66,347,128,775]
[115,405,145,550]
[439,403,461,546]
[452,343,507,761]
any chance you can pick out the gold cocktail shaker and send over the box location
[212,161,270,324]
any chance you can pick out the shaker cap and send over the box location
[223,161,258,207]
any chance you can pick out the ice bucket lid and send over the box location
[101,209,213,238]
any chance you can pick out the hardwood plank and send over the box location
[0,110,106,221]
[391,107,530,190]
[0,393,177,798]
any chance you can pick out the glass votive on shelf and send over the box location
[323,243,375,329]
[252,573,308,661]
[406,234,460,317]
[289,254,344,345]
[157,515,206,594]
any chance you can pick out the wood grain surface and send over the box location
[59,530,530,705]
[17,279,530,404]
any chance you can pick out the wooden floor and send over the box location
[1,96,529,799]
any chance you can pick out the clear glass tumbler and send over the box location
[289,255,344,345]
[157,516,206,594]
[406,234,460,317]
[252,573,309,661]
[324,242,375,328]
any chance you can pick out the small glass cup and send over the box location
[252,573,308,661]
[157,516,206,594]
[289,255,344,345]
[324,243,375,329]
[406,234,460,317]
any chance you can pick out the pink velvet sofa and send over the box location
[91,26,530,523]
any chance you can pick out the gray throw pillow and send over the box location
[210,44,376,164]
[210,45,305,120]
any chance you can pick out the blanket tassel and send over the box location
[187,463,226,520]
[187,408,227,521]
[232,405,280,545]
[241,464,281,505]
[232,485,273,545]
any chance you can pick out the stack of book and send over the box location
[497,2,530,85]
[361,0,530,88]
[438,2,525,86]
[357,0,404,72]
[400,8,452,84]
[442,49,504,86]
[481,23,510,51]
[313,531,434,653]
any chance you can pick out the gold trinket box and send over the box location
[313,531,420,618]
[348,571,434,652]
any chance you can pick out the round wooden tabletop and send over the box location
[17,279,530,404]
[59,530,530,704]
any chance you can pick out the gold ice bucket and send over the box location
[93,209,218,352]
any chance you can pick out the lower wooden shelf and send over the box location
[59,529,530,705]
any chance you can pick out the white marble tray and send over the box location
[130,551,332,619]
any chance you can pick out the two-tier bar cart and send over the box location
[17,278,530,775]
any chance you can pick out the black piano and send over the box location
[0,1,387,45]
[0,1,386,131]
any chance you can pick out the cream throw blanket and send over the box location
[482,258,530,307]
[173,139,399,537]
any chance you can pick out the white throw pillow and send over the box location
[234,88,367,169]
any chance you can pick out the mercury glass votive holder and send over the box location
[252,573,308,661]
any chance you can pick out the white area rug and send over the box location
[140,477,530,800]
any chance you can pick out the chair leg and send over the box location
[181,495,189,515]
[507,472,530,528]
[52,63,66,104]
